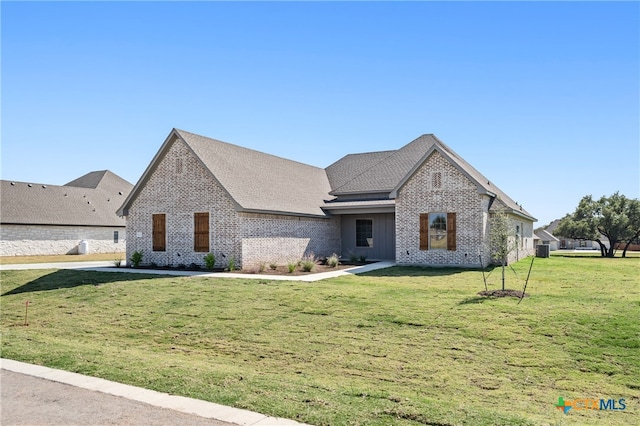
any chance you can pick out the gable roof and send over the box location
[326,135,438,195]
[1,171,132,227]
[327,134,536,221]
[534,229,559,242]
[118,129,333,218]
[119,129,535,222]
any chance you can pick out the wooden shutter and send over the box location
[447,212,456,251]
[152,214,166,252]
[194,212,210,252]
[419,213,429,250]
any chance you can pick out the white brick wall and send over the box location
[395,151,535,267]
[126,138,241,267]
[240,212,340,267]
[396,151,489,267]
[0,224,125,256]
[126,138,340,269]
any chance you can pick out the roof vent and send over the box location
[10,182,15,186]
[118,191,123,195]
[42,185,47,188]
[28,184,33,187]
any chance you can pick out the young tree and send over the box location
[490,209,517,290]
[555,192,639,257]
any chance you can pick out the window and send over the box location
[194,212,209,252]
[114,230,119,244]
[152,214,166,251]
[356,219,373,247]
[420,212,456,251]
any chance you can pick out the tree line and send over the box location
[553,192,640,257]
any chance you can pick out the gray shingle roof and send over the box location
[179,129,333,217]
[119,129,535,222]
[119,130,333,218]
[327,135,438,195]
[1,171,132,227]
[535,229,559,242]
[327,134,535,221]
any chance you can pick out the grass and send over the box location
[550,249,640,258]
[1,256,638,425]
[0,253,125,264]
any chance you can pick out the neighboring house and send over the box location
[545,219,605,250]
[1,171,133,256]
[117,129,536,269]
[534,229,559,251]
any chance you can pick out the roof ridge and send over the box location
[328,134,436,195]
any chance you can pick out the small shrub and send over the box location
[287,262,297,273]
[150,262,158,268]
[300,254,316,272]
[359,255,367,263]
[113,257,123,268]
[269,262,278,271]
[326,253,340,268]
[349,252,358,263]
[129,250,143,268]
[203,253,216,270]
[258,261,266,273]
[189,262,201,270]
[227,257,236,271]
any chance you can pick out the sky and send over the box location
[2,1,638,227]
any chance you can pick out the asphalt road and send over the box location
[0,370,235,426]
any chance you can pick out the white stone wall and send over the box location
[125,138,341,269]
[0,224,126,256]
[395,151,486,267]
[240,212,341,267]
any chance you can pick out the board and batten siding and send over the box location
[340,213,395,260]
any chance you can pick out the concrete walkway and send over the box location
[0,260,117,270]
[1,359,308,426]
[0,260,396,281]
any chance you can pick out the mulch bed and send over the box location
[129,262,370,276]
[477,289,528,298]
[234,262,366,276]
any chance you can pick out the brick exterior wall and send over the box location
[396,151,486,267]
[240,212,340,268]
[395,151,535,267]
[125,138,340,269]
[126,139,241,268]
[0,224,125,256]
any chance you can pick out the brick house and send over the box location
[1,171,132,256]
[117,129,536,269]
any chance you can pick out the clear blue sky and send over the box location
[2,1,638,227]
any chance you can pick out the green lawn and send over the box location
[1,257,638,425]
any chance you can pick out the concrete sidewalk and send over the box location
[1,359,308,426]
[0,260,395,281]
[0,260,118,270]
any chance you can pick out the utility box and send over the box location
[536,244,550,258]
[78,240,89,255]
